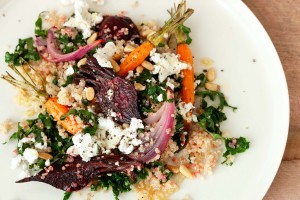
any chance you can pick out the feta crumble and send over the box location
[178,102,194,122]
[23,148,39,165]
[68,133,98,162]
[97,117,142,154]
[93,42,117,68]
[157,94,163,102]
[150,48,189,82]
[64,0,103,39]
[65,65,75,76]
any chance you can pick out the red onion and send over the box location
[129,90,175,163]
[35,28,102,63]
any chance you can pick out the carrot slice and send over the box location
[177,43,195,105]
[118,41,154,77]
[45,97,83,135]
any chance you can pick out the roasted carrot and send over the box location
[117,0,194,77]
[45,97,83,134]
[118,41,154,77]
[177,43,194,105]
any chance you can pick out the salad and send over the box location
[0,0,250,199]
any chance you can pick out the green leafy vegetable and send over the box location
[5,37,40,65]
[63,192,72,200]
[179,24,192,44]
[62,66,79,87]
[196,90,237,110]
[91,173,132,200]
[35,17,48,37]
[195,73,207,88]
[134,69,169,113]
[172,114,184,148]
[197,106,227,135]
[57,32,85,54]
[10,113,73,169]
[135,168,149,180]
[222,137,250,165]
[60,109,98,135]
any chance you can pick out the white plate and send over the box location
[0,0,289,199]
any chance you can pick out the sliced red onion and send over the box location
[129,90,175,163]
[35,28,102,63]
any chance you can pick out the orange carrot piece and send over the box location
[177,43,195,105]
[45,97,83,135]
[118,41,154,77]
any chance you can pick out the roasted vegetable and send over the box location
[75,57,141,124]
[16,153,143,191]
[97,15,140,42]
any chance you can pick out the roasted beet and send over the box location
[75,57,141,124]
[16,153,142,192]
[97,15,140,41]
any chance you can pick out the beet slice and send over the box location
[97,15,140,41]
[75,57,141,124]
[16,153,142,192]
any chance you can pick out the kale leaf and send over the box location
[5,37,40,65]
[63,192,72,200]
[197,106,227,135]
[91,173,132,200]
[196,90,237,110]
[35,17,48,37]
[60,109,98,135]
[179,24,192,45]
[222,137,250,165]
[57,32,85,54]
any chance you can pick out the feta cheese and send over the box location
[125,70,134,79]
[157,94,163,102]
[45,159,50,167]
[166,78,175,90]
[64,0,103,38]
[65,65,75,76]
[23,148,39,165]
[18,137,35,148]
[150,48,189,82]
[97,117,142,154]
[68,133,98,162]
[178,102,194,122]
[93,42,117,68]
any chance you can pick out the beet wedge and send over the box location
[16,153,142,192]
[75,57,141,124]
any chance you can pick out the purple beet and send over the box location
[75,57,141,124]
[97,15,140,41]
[16,153,142,192]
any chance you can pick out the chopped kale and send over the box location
[195,73,207,88]
[63,192,72,200]
[135,167,149,180]
[196,90,237,110]
[91,173,132,200]
[179,24,192,44]
[35,17,48,37]
[57,32,85,54]
[62,65,79,87]
[10,113,73,169]
[5,37,40,65]
[60,109,98,135]
[172,114,184,148]
[134,69,169,113]
[197,106,227,135]
[222,137,250,165]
